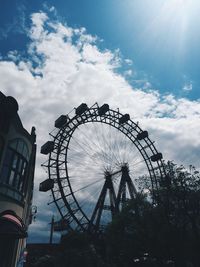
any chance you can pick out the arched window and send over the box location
[1,139,30,193]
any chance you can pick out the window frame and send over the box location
[0,138,30,195]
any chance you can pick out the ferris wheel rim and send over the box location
[46,103,165,231]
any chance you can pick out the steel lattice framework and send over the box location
[41,103,166,233]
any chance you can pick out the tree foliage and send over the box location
[105,162,200,267]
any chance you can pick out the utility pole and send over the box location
[49,215,54,244]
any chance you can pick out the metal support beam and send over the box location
[116,164,137,211]
[88,173,117,233]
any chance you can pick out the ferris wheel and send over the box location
[40,103,165,233]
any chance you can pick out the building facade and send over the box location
[0,92,36,267]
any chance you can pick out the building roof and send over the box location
[0,91,35,144]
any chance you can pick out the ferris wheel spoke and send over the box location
[100,125,115,162]
[107,125,123,165]
[75,126,102,156]
[94,121,123,167]
[93,122,116,166]
[108,126,123,166]
[76,124,107,157]
[90,124,117,167]
[111,130,124,164]
[68,157,101,169]
[71,178,103,194]
[69,140,114,168]
[70,135,102,166]
[67,173,104,180]
[128,158,147,168]
[97,123,117,165]
[79,186,102,212]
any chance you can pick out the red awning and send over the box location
[0,210,27,239]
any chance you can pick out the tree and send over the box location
[105,162,200,267]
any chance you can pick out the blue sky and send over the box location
[1,0,200,243]
[1,0,200,99]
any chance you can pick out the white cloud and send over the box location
[182,81,193,91]
[82,44,115,66]
[49,6,56,12]
[124,69,132,76]
[1,10,200,241]
[30,12,48,40]
[124,58,133,65]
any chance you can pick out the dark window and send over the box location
[0,135,4,163]
[0,139,30,194]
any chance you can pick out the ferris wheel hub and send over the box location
[121,163,129,173]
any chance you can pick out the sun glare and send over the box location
[171,0,189,7]
[161,0,193,33]
[134,0,200,58]
[165,0,192,13]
